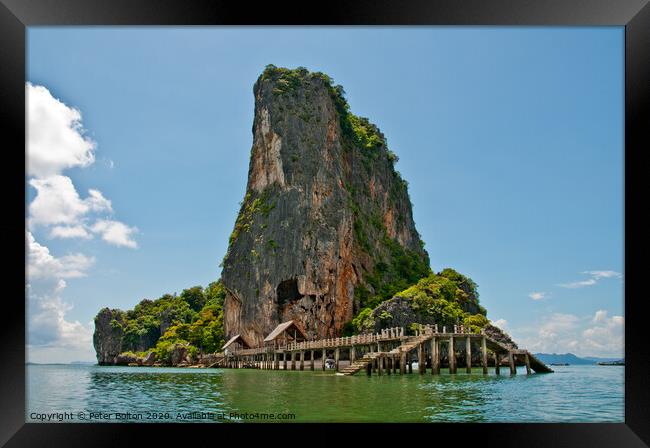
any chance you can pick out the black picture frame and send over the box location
[2,0,647,446]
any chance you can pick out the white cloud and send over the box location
[49,225,92,240]
[29,176,113,228]
[560,278,597,288]
[86,189,113,213]
[559,270,622,289]
[26,239,95,363]
[27,83,137,249]
[493,319,508,331]
[537,313,579,340]
[27,82,96,178]
[26,83,137,364]
[27,281,94,362]
[593,309,608,323]
[27,231,94,279]
[583,270,622,279]
[90,219,138,248]
[29,175,89,227]
[528,291,547,301]
[582,311,624,356]
[511,310,623,358]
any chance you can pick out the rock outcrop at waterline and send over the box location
[93,308,161,365]
[221,66,430,345]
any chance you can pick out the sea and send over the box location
[26,364,624,423]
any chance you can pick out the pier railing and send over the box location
[231,323,484,356]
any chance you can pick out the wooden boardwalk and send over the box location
[218,324,553,376]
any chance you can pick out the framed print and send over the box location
[2,0,648,445]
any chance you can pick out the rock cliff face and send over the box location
[93,308,125,365]
[93,307,160,365]
[221,66,430,345]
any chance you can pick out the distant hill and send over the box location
[582,356,623,363]
[533,353,622,365]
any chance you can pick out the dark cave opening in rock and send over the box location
[277,279,303,309]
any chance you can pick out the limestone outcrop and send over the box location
[221,66,430,345]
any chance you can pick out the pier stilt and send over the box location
[449,337,457,374]
[322,349,326,371]
[432,337,440,374]
[335,348,340,372]
[495,353,500,375]
[525,353,531,375]
[291,351,296,371]
[466,337,472,374]
[418,343,425,374]
[400,352,406,375]
[509,351,516,375]
[378,355,383,375]
[310,350,314,371]
[283,352,287,370]
[481,337,488,374]
[300,350,304,371]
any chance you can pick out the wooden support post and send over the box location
[283,352,287,370]
[408,354,413,374]
[291,351,296,371]
[386,356,391,375]
[322,349,326,371]
[299,351,304,371]
[310,350,315,371]
[481,337,488,374]
[393,356,398,374]
[367,362,372,376]
[432,337,440,375]
[466,337,472,374]
[335,348,340,372]
[449,337,457,374]
[495,353,500,375]
[418,343,425,374]
[400,352,406,375]
[509,351,516,375]
[351,345,356,364]
[525,353,531,375]
[378,355,383,375]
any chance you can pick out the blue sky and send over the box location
[26,27,624,362]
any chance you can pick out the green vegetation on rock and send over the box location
[96,281,227,366]
[352,269,489,335]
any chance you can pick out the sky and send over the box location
[26,27,624,363]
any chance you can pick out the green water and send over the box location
[27,364,623,423]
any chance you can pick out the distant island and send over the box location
[534,353,624,365]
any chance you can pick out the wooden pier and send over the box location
[218,322,553,376]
